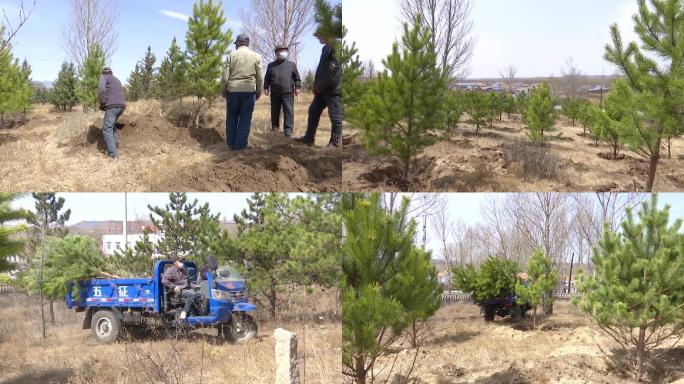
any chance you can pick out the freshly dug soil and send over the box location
[154,143,342,192]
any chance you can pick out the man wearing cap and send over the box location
[264,46,301,137]
[161,256,198,320]
[295,29,342,148]
[221,33,264,151]
[98,67,126,159]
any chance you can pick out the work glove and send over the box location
[256,91,262,101]
[174,286,181,294]
[99,104,106,112]
[264,89,270,96]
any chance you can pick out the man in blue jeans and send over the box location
[98,67,126,159]
[221,34,264,151]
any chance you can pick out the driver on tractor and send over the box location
[161,256,198,320]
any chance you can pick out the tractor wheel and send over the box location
[222,313,257,344]
[91,310,121,343]
[484,306,495,322]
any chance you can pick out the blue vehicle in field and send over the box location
[66,260,257,343]
[478,292,530,322]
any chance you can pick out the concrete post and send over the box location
[274,328,300,384]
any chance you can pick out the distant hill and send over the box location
[68,220,238,239]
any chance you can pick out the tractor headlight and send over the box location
[212,289,233,301]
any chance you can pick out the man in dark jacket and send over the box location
[264,46,301,137]
[295,31,343,148]
[161,256,198,320]
[98,67,126,159]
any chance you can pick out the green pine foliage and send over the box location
[127,46,158,101]
[147,192,221,266]
[445,91,464,132]
[302,70,315,93]
[50,62,78,111]
[515,249,558,328]
[110,232,156,277]
[42,236,107,300]
[604,0,684,191]
[0,193,28,273]
[76,45,105,111]
[0,36,33,125]
[232,193,341,319]
[591,81,633,159]
[185,0,232,126]
[453,256,519,302]
[348,17,448,184]
[465,91,488,133]
[578,99,595,135]
[575,195,684,381]
[501,93,516,119]
[342,194,442,383]
[562,98,588,126]
[515,91,530,117]
[525,82,557,146]
[157,37,188,101]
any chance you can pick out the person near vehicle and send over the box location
[221,34,264,151]
[295,30,342,148]
[264,46,301,137]
[161,256,198,320]
[98,67,126,159]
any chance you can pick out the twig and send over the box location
[1,0,36,51]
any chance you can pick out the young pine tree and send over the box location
[126,63,144,102]
[562,98,585,127]
[76,45,105,111]
[42,236,108,301]
[515,248,558,329]
[185,0,232,128]
[575,195,684,382]
[592,81,632,160]
[110,232,155,277]
[342,194,442,384]
[348,17,447,185]
[147,192,221,265]
[465,91,488,133]
[453,256,519,303]
[50,62,78,111]
[157,37,188,101]
[302,70,315,93]
[525,82,557,146]
[0,39,32,125]
[604,0,684,191]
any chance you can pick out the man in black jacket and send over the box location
[98,67,126,159]
[264,46,301,137]
[295,31,342,148]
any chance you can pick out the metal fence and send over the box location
[442,290,580,302]
[0,285,17,294]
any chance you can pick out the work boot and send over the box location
[327,134,341,148]
[294,136,315,146]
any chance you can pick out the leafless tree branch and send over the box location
[61,0,119,68]
[1,0,37,51]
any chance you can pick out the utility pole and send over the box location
[123,192,128,251]
[600,67,605,108]
[567,252,575,294]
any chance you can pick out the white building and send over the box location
[102,233,163,256]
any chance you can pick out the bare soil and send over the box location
[0,290,342,384]
[0,94,341,192]
[343,115,684,192]
[370,301,684,384]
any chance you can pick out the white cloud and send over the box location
[159,9,190,21]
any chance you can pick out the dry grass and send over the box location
[368,301,684,384]
[0,93,338,192]
[344,114,684,192]
[0,291,342,384]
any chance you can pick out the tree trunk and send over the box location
[645,156,659,192]
[355,356,366,384]
[268,286,277,319]
[636,327,646,382]
[49,300,55,324]
[402,156,411,188]
[532,306,537,329]
[667,137,672,160]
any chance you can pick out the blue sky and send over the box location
[1,0,338,81]
[346,0,640,78]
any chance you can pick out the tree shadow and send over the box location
[473,365,531,384]
[428,330,480,346]
[2,368,73,384]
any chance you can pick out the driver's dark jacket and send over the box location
[161,265,189,290]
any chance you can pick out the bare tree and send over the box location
[61,0,119,67]
[399,0,474,81]
[1,0,36,51]
[363,59,376,79]
[561,57,582,98]
[240,0,315,63]
[499,64,517,93]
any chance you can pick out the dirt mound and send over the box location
[154,143,342,192]
[64,113,224,156]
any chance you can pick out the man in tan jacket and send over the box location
[221,34,264,151]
